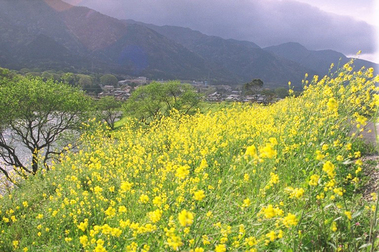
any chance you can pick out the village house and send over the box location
[207,92,222,101]
[119,77,147,86]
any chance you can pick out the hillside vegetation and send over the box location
[0,62,378,251]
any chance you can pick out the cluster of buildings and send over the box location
[98,77,148,100]
[98,77,273,104]
[206,91,271,104]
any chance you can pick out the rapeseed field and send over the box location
[1,62,378,251]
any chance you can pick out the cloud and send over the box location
[63,0,376,55]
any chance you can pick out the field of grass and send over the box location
[0,63,378,251]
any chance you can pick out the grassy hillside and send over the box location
[0,62,378,251]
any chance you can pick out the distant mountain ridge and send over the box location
[132,22,378,83]
[0,0,213,80]
[0,0,377,88]
[264,42,377,76]
[124,20,317,87]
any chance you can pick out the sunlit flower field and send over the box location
[1,62,378,251]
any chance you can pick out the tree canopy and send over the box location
[123,81,202,123]
[242,78,264,95]
[0,71,92,179]
[100,74,118,86]
[274,87,289,99]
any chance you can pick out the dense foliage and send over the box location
[242,79,264,95]
[100,75,118,86]
[0,63,378,251]
[0,70,92,178]
[123,81,202,123]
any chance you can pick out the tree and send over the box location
[123,81,202,123]
[77,74,93,87]
[0,73,92,180]
[261,88,276,103]
[274,87,289,99]
[41,71,54,81]
[242,79,264,95]
[77,74,103,95]
[83,84,103,95]
[100,74,118,86]
[96,96,123,130]
[61,72,79,86]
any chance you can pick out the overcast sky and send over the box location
[61,0,378,63]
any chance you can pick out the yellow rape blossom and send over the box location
[269,172,279,185]
[13,240,19,249]
[345,211,352,220]
[327,97,338,112]
[120,181,133,192]
[282,213,298,227]
[244,236,257,246]
[118,206,127,213]
[266,231,276,242]
[104,207,116,217]
[202,235,211,245]
[285,187,305,199]
[242,198,251,208]
[309,174,320,186]
[178,209,194,227]
[259,204,283,218]
[371,193,377,201]
[215,244,226,252]
[77,219,88,231]
[139,194,149,204]
[245,145,257,158]
[322,161,336,178]
[191,248,205,252]
[166,228,183,250]
[79,235,89,247]
[193,190,206,201]
[148,209,163,223]
[244,173,250,181]
[259,143,277,159]
[176,165,190,179]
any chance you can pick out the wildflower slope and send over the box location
[0,62,378,251]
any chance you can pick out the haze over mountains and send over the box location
[0,0,377,88]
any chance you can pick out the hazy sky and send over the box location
[61,0,378,63]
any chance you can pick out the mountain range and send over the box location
[0,0,377,88]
